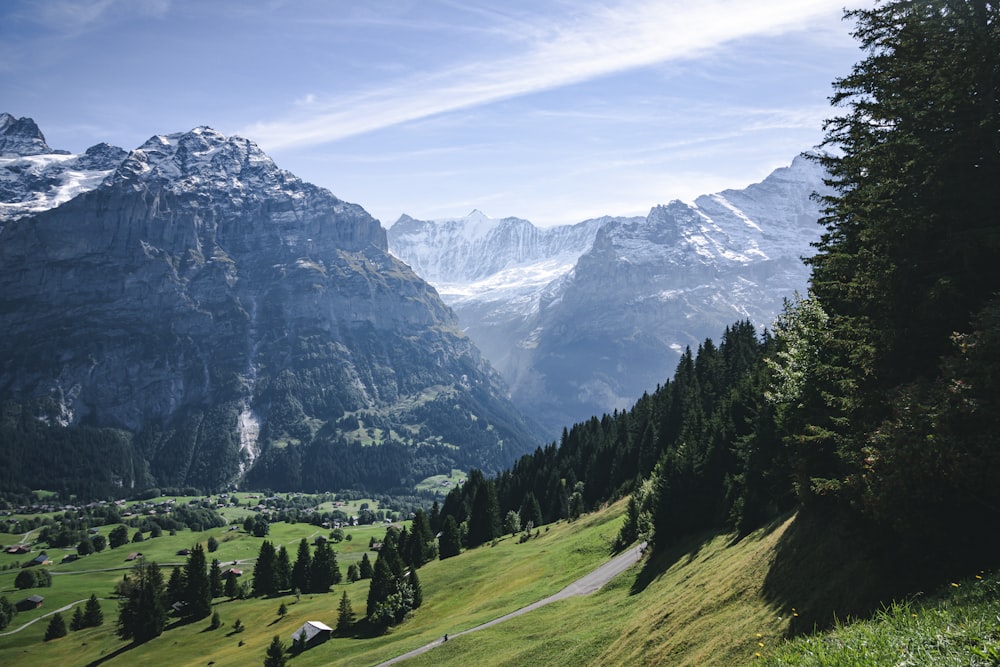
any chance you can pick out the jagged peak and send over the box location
[0,112,58,156]
[113,125,289,194]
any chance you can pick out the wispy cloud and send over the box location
[241,0,859,149]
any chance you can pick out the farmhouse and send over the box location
[29,551,50,566]
[290,620,333,648]
[16,594,44,611]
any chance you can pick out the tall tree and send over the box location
[117,560,166,643]
[466,479,500,548]
[807,0,1000,530]
[291,538,311,594]
[274,547,291,593]
[83,593,104,627]
[185,544,212,619]
[210,558,223,598]
[438,515,461,560]
[336,590,354,634]
[253,541,278,597]
[44,612,67,641]
[263,635,287,667]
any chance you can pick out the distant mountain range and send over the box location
[388,157,831,435]
[0,113,542,496]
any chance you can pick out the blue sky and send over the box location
[1,0,873,227]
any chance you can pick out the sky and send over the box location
[0,0,875,228]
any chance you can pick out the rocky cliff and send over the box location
[0,116,541,495]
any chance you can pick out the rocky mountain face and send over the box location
[0,115,542,496]
[388,156,831,435]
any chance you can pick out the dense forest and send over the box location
[437,0,1000,591]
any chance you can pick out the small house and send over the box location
[290,620,333,648]
[223,568,243,578]
[125,552,142,561]
[29,551,50,566]
[16,594,44,611]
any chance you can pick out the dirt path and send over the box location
[375,542,646,666]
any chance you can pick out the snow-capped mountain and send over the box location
[0,114,542,494]
[389,155,831,435]
[0,113,128,224]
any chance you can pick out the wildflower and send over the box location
[758,642,765,648]
[951,582,960,588]
[755,652,762,658]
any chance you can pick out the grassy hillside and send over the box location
[5,496,990,666]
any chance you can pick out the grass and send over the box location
[761,572,1000,666]
[7,497,992,666]
[0,501,625,666]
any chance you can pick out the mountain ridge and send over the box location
[0,114,543,495]
[388,155,831,434]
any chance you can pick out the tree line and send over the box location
[433,0,1000,582]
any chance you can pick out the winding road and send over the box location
[375,542,646,666]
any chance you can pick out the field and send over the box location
[0,497,626,666]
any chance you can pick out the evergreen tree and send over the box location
[309,538,338,593]
[44,611,67,641]
[253,541,278,597]
[466,479,500,548]
[336,590,354,634]
[210,558,223,598]
[185,543,212,619]
[274,546,291,593]
[83,593,103,627]
[291,538,311,594]
[366,553,395,618]
[359,552,374,579]
[347,563,360,583]
[518,492,543,530]
[166,565,186,606]
[70,605,85,631]
[438,515,461,559]
[116,560,166,643]
[408,567,423,609]
[263,635,287,667]
[224,570,238,599]
[806,0,1000,550]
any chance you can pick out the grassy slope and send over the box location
[6,498,989,667]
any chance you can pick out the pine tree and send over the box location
[44,611,67,641]
[336,590,354,634]
[210,558,223,598]
[290,538,311,594]
[70,605,85,631]
[225,570,239,599]
[359,552,373,579]
[253,541,278,597]
[807,1,1000,526]
[166,565,186,606]
[407,568,423,609]
[366,554,395,618]
[83,593,103,627]
[263,635,287,667]
[185,543,212,619]
[274,546,291,593]
[438,515,461,559]
[116,560,166,643]
[466,479,500,548]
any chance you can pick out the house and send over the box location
[4,544,29,555]
[16,594,44,611]
[290,620,333,648]
[223,568,243,578]
[125,552,142,561]
[176,548,191,556]
[29,551,50,566]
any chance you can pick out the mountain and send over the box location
[388,156,831,434]
[0,115,542,496]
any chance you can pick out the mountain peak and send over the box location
[0,112,59,156]
[113,126,287,196]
